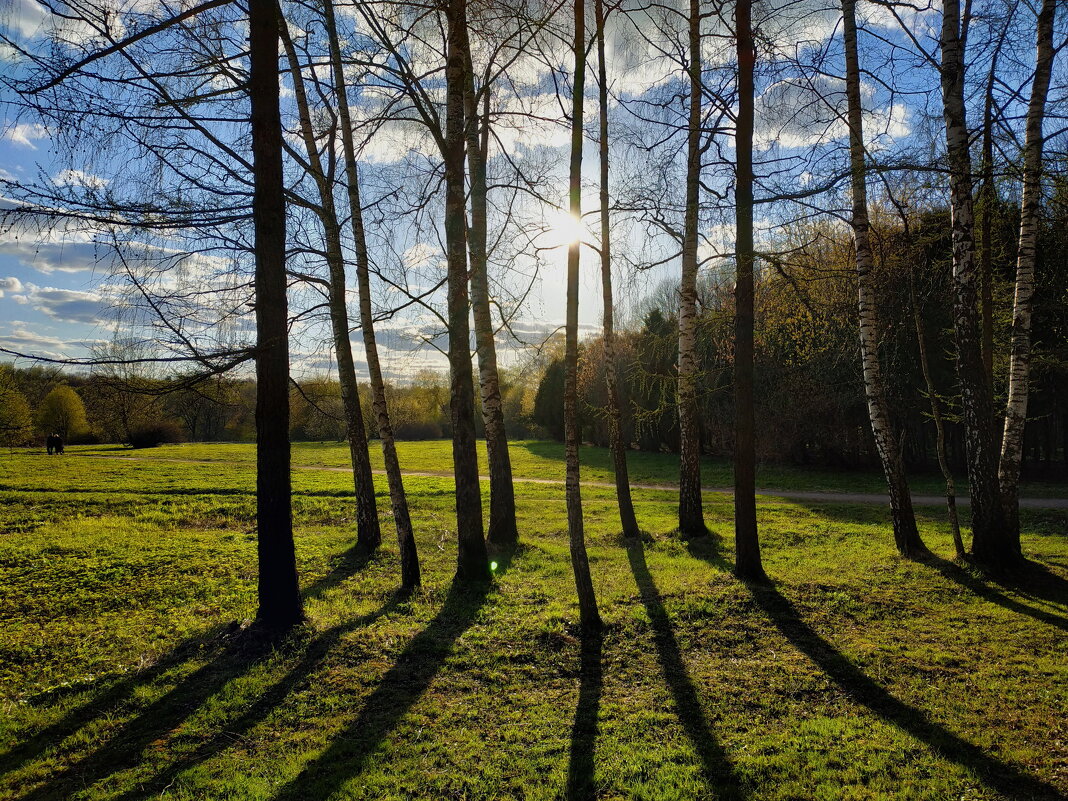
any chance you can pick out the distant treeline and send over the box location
[2,205,1065,470]
[534,203,1068,477]
[0,364,544,448]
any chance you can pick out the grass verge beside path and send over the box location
[0,452,1065,799]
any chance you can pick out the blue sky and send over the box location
[3,0,1044,381]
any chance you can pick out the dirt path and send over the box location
[68,452,1068,509]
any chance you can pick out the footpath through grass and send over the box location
[60,439,1068,498]
[0,446,1065,800]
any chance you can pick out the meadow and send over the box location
[0,442,1065,800]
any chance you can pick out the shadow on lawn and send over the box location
[0,544,379,799]
[787,501,1068,633]
[626,539,748,800]
[566,629,603,801]
[748,582,1063,800]
[268,562,509,801]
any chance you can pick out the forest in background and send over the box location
[4,194,1066,477]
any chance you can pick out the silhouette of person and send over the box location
[46,433,55,455]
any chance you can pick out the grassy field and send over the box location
[0,443,1066,800]
[60,439,1068,498]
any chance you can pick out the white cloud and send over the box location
[3,122,50,149]
[53,169,109,189]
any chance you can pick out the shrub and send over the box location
[128,421,184,449]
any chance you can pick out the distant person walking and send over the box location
[46,433,63,455]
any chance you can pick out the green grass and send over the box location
[0,446,1065,800]
[53,439,1068,498]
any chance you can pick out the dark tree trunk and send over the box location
[567,0,602,630]
[323,0,420,589]
[596,0,639,540]
[250,0,302,629]
[445,0,490,582]
[733,0,765,582]
[677,0,706,538]
[940,0,1012,567]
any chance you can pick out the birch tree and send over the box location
[998,0,1058,551]
[464,31,519,547]
[842,0,927,558]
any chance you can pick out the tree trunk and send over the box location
[323,0,420,588]
[842,0,927,558]
[463,42,519,547]
[940,0,1009,566]
[445,0,490,582]
[733,0,765,582]
[250,0,302,629]
[567,0,602,630]
[279,20,380,553]
[678,0,706,538]
[911,261,965,559]
[596,0,639,540]
[980,67,996,386]
[999,0,1057,551]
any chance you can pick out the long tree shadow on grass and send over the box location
[565,629,603,800]
[0,543,379,793]
[626,539,748,799]
[268,549,518,801]
[749,582,1064,800]
[106,588,407,801]
[788,500,1068,633]
[926,554,1068,633]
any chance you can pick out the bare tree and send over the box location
[322,0,421,589]
[279,16,381,554]
[251,0,303,628]
[596,0,640,540]
[999,0,1058,550]
[445,0,491,582]
[733,0,765,582]
[677,0,706,538]
[464,28,519,547]
[940,0,1009,566]
[567,0,603,630]
[842,0,927,558]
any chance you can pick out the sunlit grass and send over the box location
[0,449,1064,799]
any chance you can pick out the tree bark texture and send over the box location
[280,19,380,554]
[733,0,765,581]
[999,0,1057,551]
[323,0,420,588]
[463,41,519,547]
[940,0,1009,566]
[250,0,302,629]
[445,0,490,582]
[677,0,706,538]
[596,0,639,540]
[567,0,603,630]
[842,0,927,558]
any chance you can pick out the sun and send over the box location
[544,209,588,248]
